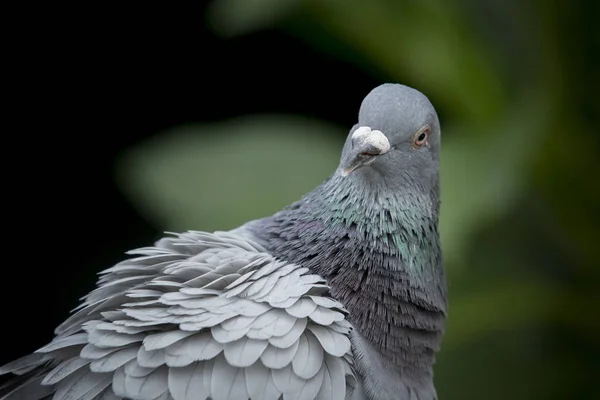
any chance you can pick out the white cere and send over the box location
[351,126,391,153]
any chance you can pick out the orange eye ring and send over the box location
[413,125,430,149]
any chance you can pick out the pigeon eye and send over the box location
[413,125,430,149]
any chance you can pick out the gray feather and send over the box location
[210,324,251,344]
[166,332,223,365]
[87,330,144,348]
[244,275,269,297]
[253,311,296,338]
[269,318,307,348]
[136,347,166,369]
[269,296,302,309]
[53,367,111,400]
[285,364,324,400]
[143,331,195,351]
[223,279,254,298]
[0,374,54,400]
[2,227,353,400]
[112,365,168,399]
[271,364,304,394]
[220,315,256,331]
[308,307,341,326]
[123,360,154,378]
[75,374,113,400]
[223,337,268,368]
[285,299,317,319]
[97,388,121,400]
[309,296,341,309]
[260,340,300,369]
[168,363,209,400]
[210,356,248,400]
[318,355,346,400]
[292,333,323,380]
[247,309,278,329]
[307,325,350,357]
[89,347,138,373]
[244,362,281,400]
[0,353,48,375]
[36,333,88,353]
[42,357,89,385]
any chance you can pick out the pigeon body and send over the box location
[0,83,447,400]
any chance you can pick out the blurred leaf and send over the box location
[444,280,600,348]
[207,0,301,36]
[116,115,344,232]
[301,0,507,124]
[439,94,550,267]
[208,0,507,124]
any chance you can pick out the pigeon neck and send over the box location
[255,172,447,383]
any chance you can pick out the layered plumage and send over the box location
[1,83,447,400]
[0,232,356,400]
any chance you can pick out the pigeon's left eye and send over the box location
[413,125,430,149]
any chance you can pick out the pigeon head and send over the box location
[339,83,441,189]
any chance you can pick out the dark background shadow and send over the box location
[3,3,379,364]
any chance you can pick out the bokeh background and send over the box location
[4,1,599,399]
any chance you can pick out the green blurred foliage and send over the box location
[117,0,599,398]
[118,115,344,229]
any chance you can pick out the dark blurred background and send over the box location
[3,1,599,399]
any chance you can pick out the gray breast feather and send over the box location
[0,231,356,400]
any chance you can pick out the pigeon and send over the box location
[0,83,447,400]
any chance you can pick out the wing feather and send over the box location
[245,362,281,400]
[224,337,269,368]
[260,340,300,369]
[292,332,324,379]
[42,357,89,385]
[168,363,209,400]
[0,231,355,400]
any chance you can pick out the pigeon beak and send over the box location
[340,126,390,176]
